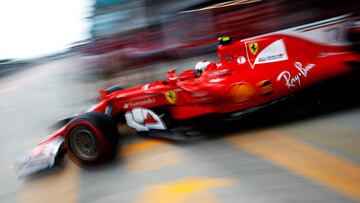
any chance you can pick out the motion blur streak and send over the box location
[226,130,360,201]
[280,121,360,157]
[123,140,183,174]
[20,162,79,203]
[135,177,235,203]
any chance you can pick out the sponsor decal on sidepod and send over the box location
[123,98,156,109]
[247,39,288,68]
[277,62,315,88]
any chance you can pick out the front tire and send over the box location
[64,112,119,167]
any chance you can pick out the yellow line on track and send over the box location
[135,176,235,203]
[121,139,183,174]
[20,161,78,203]
[121,139,165,156]
[226,130,360,201]
[280,121,360,157]
[126,145,182,174]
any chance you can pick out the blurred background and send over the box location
[2,0,360,83]
[1,0,360,203]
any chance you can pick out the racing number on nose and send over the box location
[165,91,177,104]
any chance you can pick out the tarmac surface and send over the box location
[0,55,360,203]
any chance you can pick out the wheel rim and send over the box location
[69,126,99,161]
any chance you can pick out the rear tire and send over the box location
[64,112,119,168]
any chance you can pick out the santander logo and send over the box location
[123,98,156,109]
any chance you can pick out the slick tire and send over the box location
[64,112,119,168]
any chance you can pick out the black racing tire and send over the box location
[64,112,119,168]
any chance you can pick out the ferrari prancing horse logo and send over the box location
[248,42,258,55]
[164,91,177,104]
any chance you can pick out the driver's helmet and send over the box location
[194,61,210,77]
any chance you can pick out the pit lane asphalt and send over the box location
[0,55,360,203]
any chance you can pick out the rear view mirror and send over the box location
[165,68,177,84]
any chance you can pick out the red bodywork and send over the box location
[43,34,359,143]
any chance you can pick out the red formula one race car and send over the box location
[16,16,360,176]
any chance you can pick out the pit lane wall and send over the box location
[81,14,353,74]
[97,14,354,89]
[246,14,352,46]
[78,0,359,71]
[165,1,358,57]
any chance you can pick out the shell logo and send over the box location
[229,83,255,103]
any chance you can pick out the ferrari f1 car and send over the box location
[16,16,360,176]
